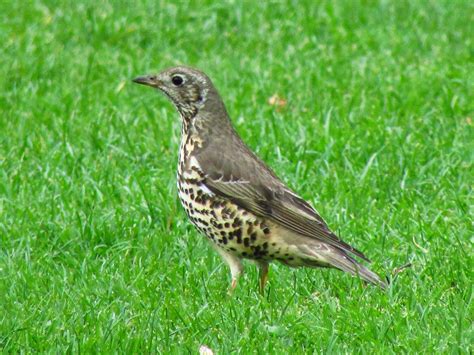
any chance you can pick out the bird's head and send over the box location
[133,66,221,122]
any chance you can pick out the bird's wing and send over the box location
[194,147,370,262]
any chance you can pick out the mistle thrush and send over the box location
[133,66,386,293]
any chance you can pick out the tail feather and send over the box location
[298,243,387,289]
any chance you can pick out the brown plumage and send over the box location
[133,66,387,293]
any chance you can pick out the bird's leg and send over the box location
[227,260,243,296]
[212,245,243,295]
[258,262,270,295]
[229,275,240,295]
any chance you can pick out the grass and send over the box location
[0,0,472,352]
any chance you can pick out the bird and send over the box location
[133,66,387,293]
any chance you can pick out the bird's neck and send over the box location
[178,97,235,163]
[178,119,204,176]
[177,105,198,127]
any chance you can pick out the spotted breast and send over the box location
[177,130,298,264]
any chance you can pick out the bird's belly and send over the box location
[177,177,293,262]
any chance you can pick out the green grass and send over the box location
[1,0,473,352]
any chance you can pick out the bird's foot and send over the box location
[227,278,239,296]
[258,263,269,295]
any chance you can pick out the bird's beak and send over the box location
[132,75,161,88]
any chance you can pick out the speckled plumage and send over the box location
[133,66,386,292]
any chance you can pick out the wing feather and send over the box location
[193,133,369,262]
[203,177,370,261]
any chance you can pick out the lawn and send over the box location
[0,0,472,353]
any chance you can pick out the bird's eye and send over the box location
[171,75,184,86]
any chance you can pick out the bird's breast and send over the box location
[175,132,295,263]
[176,159,290,262]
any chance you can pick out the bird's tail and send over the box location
[298,243,387,289]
